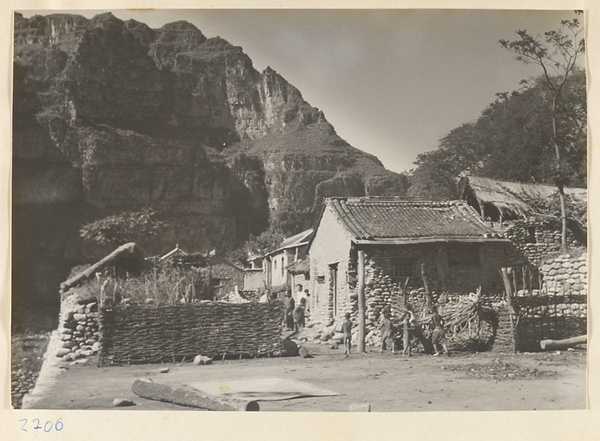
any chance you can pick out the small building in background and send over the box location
[263,229,314,297]
[202,252,245,300]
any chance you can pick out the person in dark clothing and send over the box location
[380,310,395,353]
[294,297,306,331]
[284,292,295,331]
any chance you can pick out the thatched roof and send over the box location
[286,258,310,275]
[458,176,587,220]
[60,243,146,293]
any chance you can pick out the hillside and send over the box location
[12,12,408,313]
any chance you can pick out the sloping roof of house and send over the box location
[264,228,314,257]
[159,244,188,261]
[459,176,587,219]
[207,253,245,272]
[326,197,507,244]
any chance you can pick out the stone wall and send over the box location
[509,253,587,351]
[364,242,521,306]
[504,221,581,265]
[205,262,244,298]
[98,301,284,365]
[539,253,587,297]
[54,289,100,363]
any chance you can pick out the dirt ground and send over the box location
[21,337,586,412]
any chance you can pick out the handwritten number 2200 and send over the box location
[19,418,63,434]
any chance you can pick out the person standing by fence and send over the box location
[284,291,295,331]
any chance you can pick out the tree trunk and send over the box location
[558,184,568,254]
[551,95,569,254]
[132,379,260,411]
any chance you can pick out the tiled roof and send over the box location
[327,197,505,243]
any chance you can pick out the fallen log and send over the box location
[132,379,260,411]
[540,335,587,351]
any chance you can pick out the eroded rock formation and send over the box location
[12,12,408,312]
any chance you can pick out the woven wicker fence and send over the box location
[513,295,587,352]
[98,302,285,366]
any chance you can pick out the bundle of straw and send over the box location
[408,291,498,352]
[441,293,498,352]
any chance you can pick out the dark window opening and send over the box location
[526,226,537,244]
[448,244,480,267]
[391,258,415,283]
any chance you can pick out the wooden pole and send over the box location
[500,268,517,352]
[357,250,366,353]
[420,263,432,310]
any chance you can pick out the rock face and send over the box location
[12,12,409,312]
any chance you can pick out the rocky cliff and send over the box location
[12,12,408,312]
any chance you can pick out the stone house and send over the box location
[263,229,313,295]
[157,245,244,299]
[458,176,587,264]
[204,254,245,299]
[307,197,523,326]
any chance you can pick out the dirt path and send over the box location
[22,341,586,412]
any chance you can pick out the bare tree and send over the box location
[500,15,585,253]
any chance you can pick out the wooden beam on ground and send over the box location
[357,250,366,353]
[132,379,259,411]
[540,335,587,350]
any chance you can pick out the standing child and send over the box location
[342,313,353,357]
[430,305,449,356]
[380,311,395,354]
[294,297,306,331]
[400,304,416,356]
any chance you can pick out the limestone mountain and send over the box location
[12,12,408,310]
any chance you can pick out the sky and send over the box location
[20,9,584,174]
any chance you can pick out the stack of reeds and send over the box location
[407,292,498,352]
[440,293,498,352]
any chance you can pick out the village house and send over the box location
[458,176,587,264]
[205,253,245,299]
[158,245,245,300]
[307,197,525,326]
[263,229,313,296]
